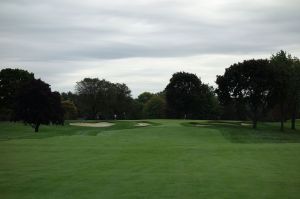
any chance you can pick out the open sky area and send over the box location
[0,0,300,96]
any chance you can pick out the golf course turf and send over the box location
[0,120,300,198]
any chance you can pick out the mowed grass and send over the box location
[1,120,300,199]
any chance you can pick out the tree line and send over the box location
[216,50,300,131]
[0,50,299,132]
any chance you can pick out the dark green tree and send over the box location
[107,83,132,119]
[128,99,143,119]
[0,68,34,120]
[166,72,202,118]
[288,57,300,130]
[216,59,272,129]
[61,91,82,117]
[13,79,64,132]
[61,100,78,120]
[270,51,293,131]
[165,72,217,119]
[198,84,221,119]
[75,78,134,119]
[75,78,110,119]
[137,92,154,104]
[143,96,166,119]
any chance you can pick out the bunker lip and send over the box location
[135,122,151,127]
[189,122,211,127]
[195,124,211,127]
[69,122,115,127]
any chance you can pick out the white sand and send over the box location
[241,123,252,126]
[135,122,151,127]
[69,122,115,127]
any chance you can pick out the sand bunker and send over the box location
[135,122,151,127]
[69,122,115,127]
[241,123,252,126]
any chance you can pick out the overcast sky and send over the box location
[1,0,300,97]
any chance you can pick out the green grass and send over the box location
[1,120,300,198]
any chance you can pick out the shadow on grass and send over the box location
[0,120,161,141]
[183,120,300,143]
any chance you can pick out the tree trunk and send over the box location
[280,103,284,132]
[280,120,284,132]
[35,123,40,132]
[253,119,257,129]
[291,103,297,130]
[291,117,296,130]
[252,107,258,129]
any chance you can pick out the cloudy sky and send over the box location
[1,0,300,97]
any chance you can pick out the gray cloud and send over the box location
[0,0,300,96]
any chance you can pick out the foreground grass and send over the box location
[0,120,300,198]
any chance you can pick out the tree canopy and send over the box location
[13,79,64,132]
[289,58,300,129]
[143,96,166,119]
[75,78,133,119]
[165,72,219,119]
[216,59,272,128]
[137,92,154,104]
[0,68,34,120]
[62,100,78,120]
[269,51,294,131]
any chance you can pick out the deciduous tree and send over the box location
[288,57,300,130]
[13,79,64,132]
[143,96,166,119]
[270,51,293,131]
[216,59,272,129]
[62,100,78,120]
[0,68,34,120]
[166,72,218,119]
